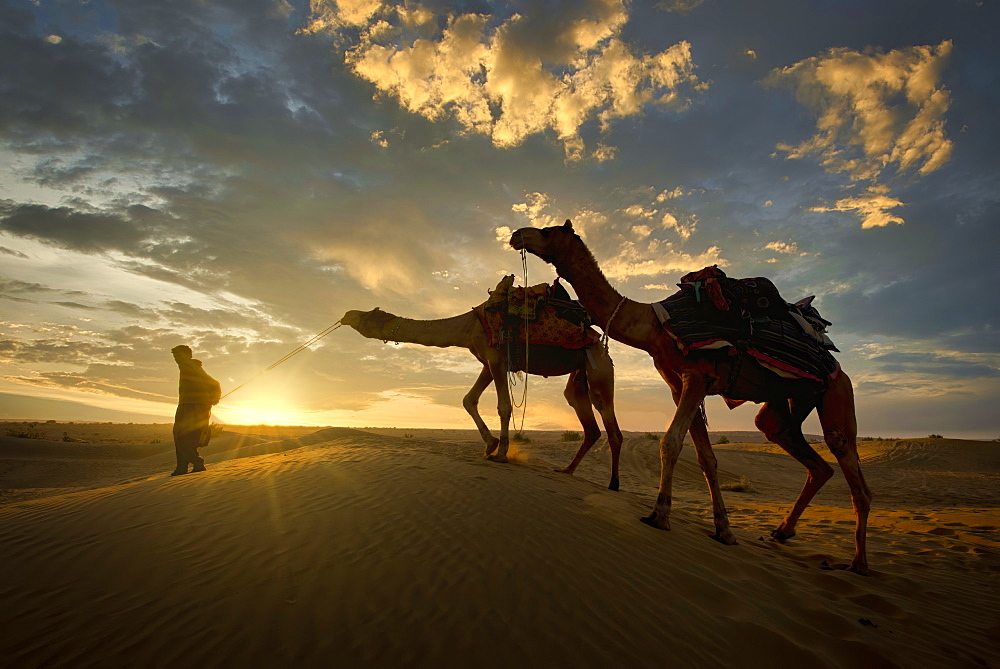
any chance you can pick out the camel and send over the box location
[339,306,625,490]
[510,220,871,574]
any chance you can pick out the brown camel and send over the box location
[511,220,871,574]
[340,306,625,490]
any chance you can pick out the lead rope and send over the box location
[508,248,530,433]
[602,297,627,353]
[218,320,345,401]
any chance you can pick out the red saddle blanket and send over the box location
[473,275,600,349]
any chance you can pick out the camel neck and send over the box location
[378,312,476,349]
[552,240,658,352]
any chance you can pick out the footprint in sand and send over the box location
[928,527,956,536]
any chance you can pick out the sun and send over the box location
[212,401,320,427]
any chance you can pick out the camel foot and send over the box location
[608,479,619,492]
[710,528,738,545]
[640,513,670,531]
[848,561,869,576]
[484,437,500,457]
[769,528,795,543]
[487,454,509,463]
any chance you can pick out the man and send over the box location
[170,344,222,476]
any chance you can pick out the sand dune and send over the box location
[0,427,997,667]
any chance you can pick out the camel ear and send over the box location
[563,219,573,230]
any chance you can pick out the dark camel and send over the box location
[511,220,871,574]
[340,307,625,490]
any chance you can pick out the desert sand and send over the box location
[1,422,997,667]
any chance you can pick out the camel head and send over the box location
[340,307,399,339]
[509,219,578,265]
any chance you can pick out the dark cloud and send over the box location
[0,203,152,253]
[0,246,28,258]
[870,352,1000,379]
[52,301,97,310]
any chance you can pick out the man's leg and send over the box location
[189,405,212,472]
[171,405,190,476]
[190,431,207,472]
[172,404,211,475]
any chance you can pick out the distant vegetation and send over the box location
[512,432,531,443]
[859,436,899,442]
[928,434,944,439]
[716,435,730,444]
[642,432,659,440]
[721,475,758,493]
[209,422,226,438]
[4,422,43,439]
[560,431,581,442]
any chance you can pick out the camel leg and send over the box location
[818,372,871,575]
[657,365,734,541]
[556,370,603,478]
[588,357,623,492]
[463,365,500,456]
[688,412,737,544]
[755,399,833,544]
[641,372,708,530]
[486,354,512,463]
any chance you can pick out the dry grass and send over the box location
[720,475,758,494]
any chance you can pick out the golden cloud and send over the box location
[771,41,952,182]
[809,190,906,230]
[304,0,701,160]
[770,41,953,228]
[762,240,798,254]
[602,239,725,280]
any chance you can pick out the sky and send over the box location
[1,0,997,439]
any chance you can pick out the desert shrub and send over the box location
[5,422,42,439]
[403,433,413,438]
[643,432,659,440]
[716,435,730,444]
[512,432,531,443]
[209,422,226,438]
[721,475,758,494]
[560,431,581,442]
[928,433,943,439]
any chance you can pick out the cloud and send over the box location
[660,211,697,240]
[0,202,163,254]
[304,0,702,160]
[762,240,798,254]
[601,239,724,280]
[0,247,29,259]
[656,0,706,14]
[809,189,905,229]
[769,41,953,228]
[770,41,953,181]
